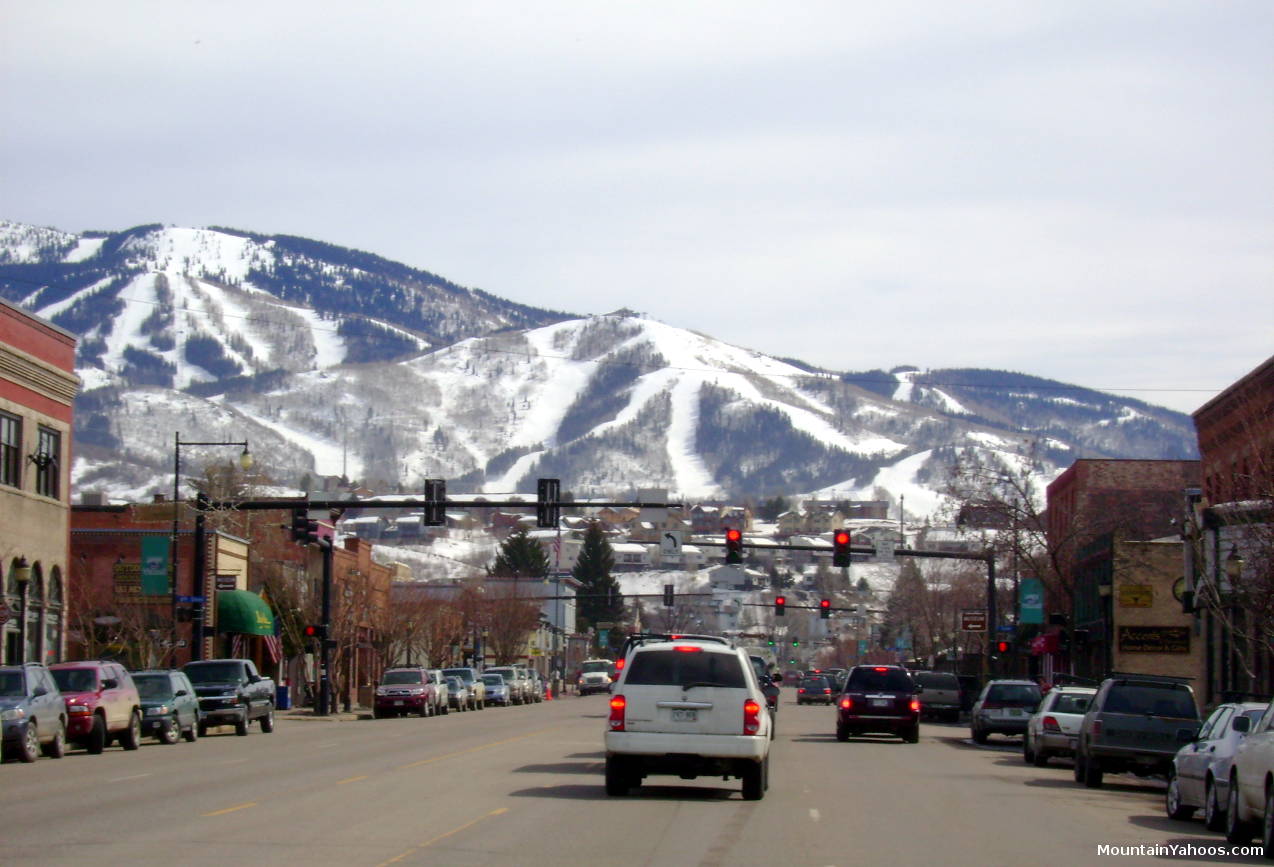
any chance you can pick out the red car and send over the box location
[373,667,437,718]
[48,661,143,753]
[835,665,920,743]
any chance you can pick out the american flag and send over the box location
[263,630,283,664]
[231,633,245,659]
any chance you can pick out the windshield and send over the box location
[443,668,475,684]
[133,675,174,700]
[382,670,424,685]
[51,668,98,693]
[846,668,915,692]
[184,663,246,685]
[914,673,959,690]
[1053,694,1093,714]
[581,661,611,674]
[625,650,746,688]
[0,670,24,696]
[482,675,504,686]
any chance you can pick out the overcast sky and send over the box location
[3,1,1270,414]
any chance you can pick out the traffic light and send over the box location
[819,599,832,619]
[724,528,743,564]
[791,637,800,647]
[833,530,851,568]
[767,636,775,647]
[424,478,446,526]
[536,478,561,528]
[304,624,325,640]
[290,507,319,544]
[774,595,786,617]
[995,640,1010,654]
[662,584,674,607]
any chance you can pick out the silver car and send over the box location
[441,668,485,709]
[445,676,470,712]
[482,674,513,707]
[427,669,450,715]
[1024,686,1096,766]
[484,667,527,704]
[1167,700,1267,829]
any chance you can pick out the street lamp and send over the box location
[14,557,32,663]
[171,433,252,653]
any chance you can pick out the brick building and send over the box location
[1,297,78,665]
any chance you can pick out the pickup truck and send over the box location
[183,659,276,736]
[1074,673,1200,788]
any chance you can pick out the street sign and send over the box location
[997,624,1015,632]
[660,530,684,557]
[961,610,987,632]
[215,574,237,591]
[176,595,205,604]
[875,540,896,562]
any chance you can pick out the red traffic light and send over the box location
[304,625,322,638]
[775,595,786,606]
[725,528,742,543]
[725,527,743,564]
[833,530,850,546]
[832,529,851,567]
[774,595,786,616]
[996,640,1010,654]
[819,599,831,609]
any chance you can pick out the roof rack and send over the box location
[619,632,731,657]
[1106,671,1194,683]
[1052,673,1102,687]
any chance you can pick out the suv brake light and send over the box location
[608,695,626,731]
[873,667,889,673]
[909,699,920,712]
[673,646,702,653]
[1042,716,1061,732]
[823,688,832,694]
[744,698,762,734]
[840,697,852,710]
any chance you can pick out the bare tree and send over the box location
[485,583,543,665]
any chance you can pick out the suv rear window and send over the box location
[913,672,959,690]
[625,650,747,688]
[1052,694,1093,714]
[1104,684,1197,718]
[846,668,914,692]
[985,684,1041,706]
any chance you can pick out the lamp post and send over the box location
[171,434,252,653]
[14,557,32,663]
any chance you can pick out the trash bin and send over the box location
[276,684,292,710]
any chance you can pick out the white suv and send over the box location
[603,638,772,800]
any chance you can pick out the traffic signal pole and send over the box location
[318,537,333,716]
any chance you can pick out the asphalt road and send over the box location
[1,693,1262,866]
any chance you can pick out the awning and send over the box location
[216,589,275,636]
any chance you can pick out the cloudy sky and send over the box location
[3,1,1270,414]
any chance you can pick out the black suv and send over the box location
[836,665,920,742]
[1074,673,1201,788]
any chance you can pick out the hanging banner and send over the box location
[1018,578,1045,625]
[141,536,171,596]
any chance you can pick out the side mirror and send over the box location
[32,686,48,698]
[175,689,188,697]
[1233,716,1252,734]
[771,673,782,683]
[101,678,118,690]
[248,674,261,684]
[1177,728,1198,743]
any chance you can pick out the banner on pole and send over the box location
[141,536,171,596]
[1019,578,1045,625]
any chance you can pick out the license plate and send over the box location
[394,700,404,706]
[870,699,890,708]
[1008,709,1022,716]
[672,709,697,722]
[1067,737,1077,749]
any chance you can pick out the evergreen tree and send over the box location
[490,528,550,579]
[573,522,623,636]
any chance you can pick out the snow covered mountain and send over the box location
[0,220,1198,513]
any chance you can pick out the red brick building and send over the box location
[1,297,78,665]
[1194,354,1274,506]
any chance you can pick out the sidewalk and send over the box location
[279,706,370,722]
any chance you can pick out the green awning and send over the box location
[216,589,275,636]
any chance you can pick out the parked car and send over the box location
[374,667,437,718]
[427,669,450,715]
[1214,701,1274,848]
[605,636,773,799]
[441,667,485,709]
[1074,673,1200,788]
[1023,685,1096,766]
[1167,700,1267,829]
[183,658,276,736]
[797,676,834,705]
[49,660,143,753]
[132,669,201,744]
[485,666,529,704]
[482,673,512,707]
[957,675,982,713]
[911,671,962,722]
[0,662,67,762]
[970,680,1041,744]
[836,665,920,743]
[577,659,616,696]
[445,676,471,712]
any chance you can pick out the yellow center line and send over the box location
[338,775,369,785]
[202,802,257,817]
[374,808,508,867]
[398,727,554,770]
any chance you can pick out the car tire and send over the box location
[972,726,988,745]
[1228,775,1255,844]
[1074,751,1086,783]
[235,711,249,737]
[120,710,142,751]
[18,721,40,763]
[1166,771,1195,820]
[903,724,920,744]
[1206,778,1226,832]
[184,720,199,743]
[1083,754,1104,788]
[742,757,765,801]
[605,756,631,797]
[260,706,275,733]
[42,718,66,759]
[1033,746,1050,767]
[1023,734,1034,764]
[836,723,849,742]
[1261,786,1274,859]
[160,717,180,745]
[87,715,107,754]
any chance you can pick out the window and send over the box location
[625,650,747,688]
[34,426,60,498]
[0,411,19,487]
[846,667,916,693]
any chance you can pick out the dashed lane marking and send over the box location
[375,808,509,866]
[203,802,257,817]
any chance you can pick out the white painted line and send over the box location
[108,773,152,783]
[809,808,821,822]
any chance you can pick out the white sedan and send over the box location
[1023,686,1096,767]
